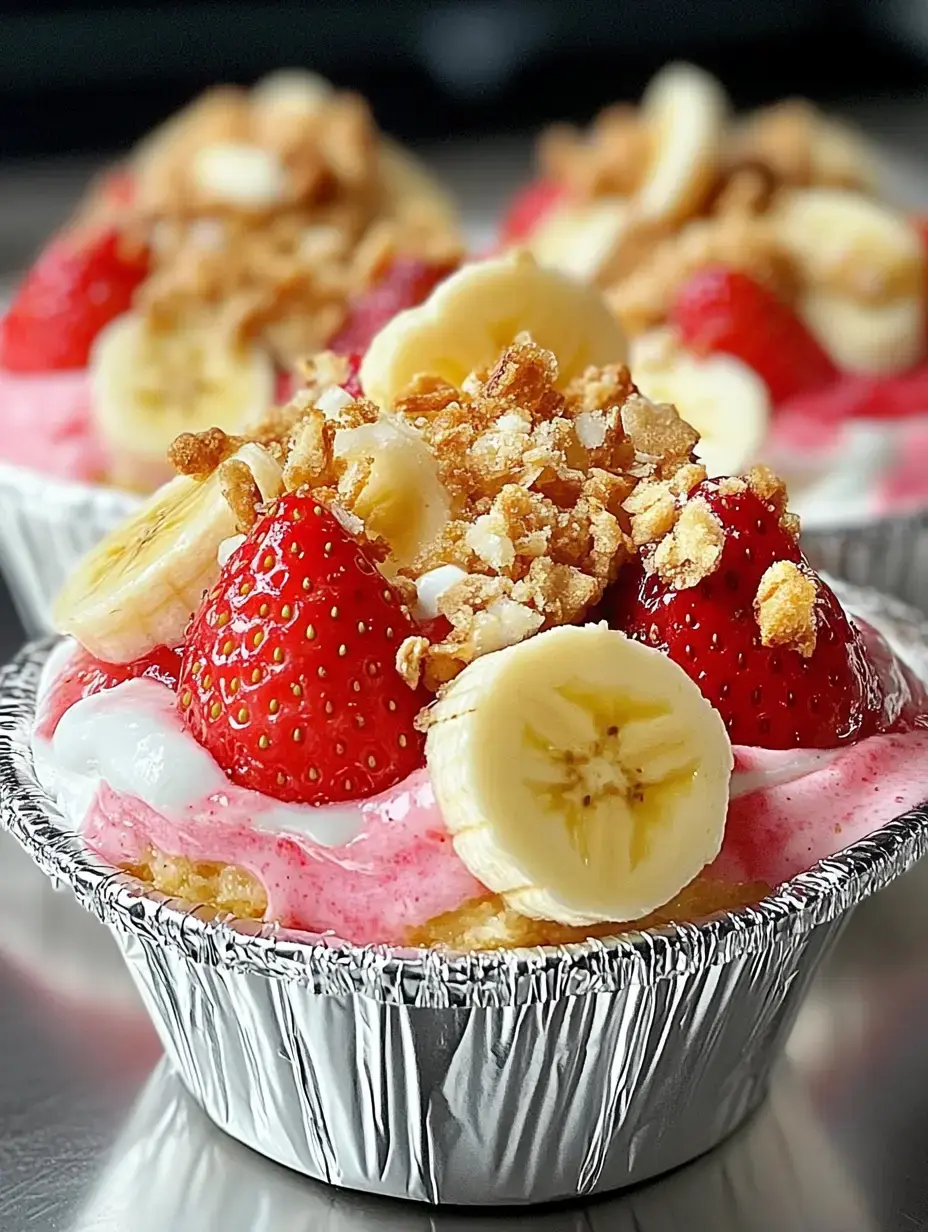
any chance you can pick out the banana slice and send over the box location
[772,188,924,304]
[527,198,630,282]
[799,290,926,375]
[332,416,450,571]
[426,623,731,927]
[53,443,282,663]
[360,251,627,408]
[630,330,770,476]
[636,62,728,223]
[90,313,276,491]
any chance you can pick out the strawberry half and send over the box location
[670,266,838,405]
[179,494,426,806]
[608,477,886,748]
[0,227,149,372]
[39,644,181,739]
[329,257,458,357]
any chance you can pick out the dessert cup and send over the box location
[3,577,927,1206]
[69,1057,873,1231]
[504,62,928,547]
[0,72,460,634]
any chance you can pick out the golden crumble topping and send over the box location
[169,333,814,689]
[86,82,461,367]
[754,560,818,658]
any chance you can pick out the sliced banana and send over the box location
[636,62,728,223]
[799,290,926,375]
[772,188,924,305]
[53,443,282,663]
[360,251,627,408]
[332,416,450,571]
[426,623,733,927]
[527,198,630,282]
[630,330,770,476]
[90,312,276,491]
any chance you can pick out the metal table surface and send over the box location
[4,110,928,1230]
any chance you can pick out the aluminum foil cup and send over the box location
[1,580,927,1205]
[0,463,139,638]
[70,1058,877,1231]
[804,508,928,615]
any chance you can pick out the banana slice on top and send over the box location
[630,330,770,476]
[90,313,276,491]
[636,62,728,224]
[771,188,924,305]
[527,198,631,282]
[54,443,282,663]
[799,291,926,375]
[360,251,628,408]
[426,623,733,927]
[332,416,451,572]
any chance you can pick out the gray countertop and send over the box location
[4,109,928,1230]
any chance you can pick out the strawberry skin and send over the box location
[329,257,457,356]
[777,361,928,424]
[179,494,426,806]
[0,228,148,372]
[670,266,838,405]
[500,179,565,243]
[608,479,885,749]
[40,644,181,739]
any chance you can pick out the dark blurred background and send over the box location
[0,0,926,156]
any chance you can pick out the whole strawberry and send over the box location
[0,227,148,372]
[179,494,427,805]
[670,266,838,405]
[608,475,885,748]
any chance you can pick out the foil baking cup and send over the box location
[1,580,927,1205]
[804,507,928,615]
[69,1057,875,1230]
[0,463,139,638]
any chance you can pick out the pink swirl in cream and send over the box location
[32,640,928,944]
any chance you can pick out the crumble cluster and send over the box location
[82,82,461,366]
[533,91,893,338]
[171,336,821,688]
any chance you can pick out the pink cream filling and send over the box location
[0,369,105,482]
[32,648,928,945]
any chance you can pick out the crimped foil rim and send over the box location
[0,459,141,518]
[1,624,927,1008]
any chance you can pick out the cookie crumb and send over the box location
[169,427,244,477]
[754,559,818,657]
[651,496,725,589]
[218,458,263,531]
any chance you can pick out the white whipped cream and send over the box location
[35,667,366,847]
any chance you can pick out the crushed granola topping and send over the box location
[97,82,461,366]
[182,332,809,694]
[754,560,818,657]
[168,426,244,477]
[649,497,725,589]
[218,457,263,531]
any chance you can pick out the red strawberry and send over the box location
[40,644,181,739]
[329,257,458,356]
[0,228,148,372]
[670,267,838,405]
[179,494,427,806]
[500,179,565,243]
[607,477,886,748]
